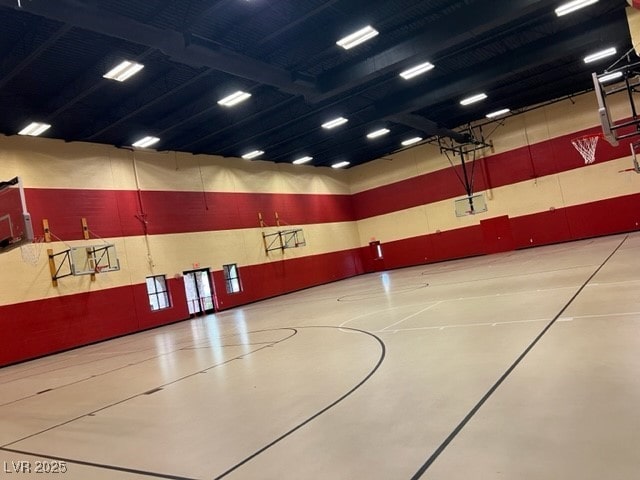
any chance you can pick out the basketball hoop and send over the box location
[571,134,600,165]
[20,237,44,266]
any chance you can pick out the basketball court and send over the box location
[1,232,639,479]
[1,1,640,479]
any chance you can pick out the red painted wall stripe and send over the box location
[353,126,633,220]
[24,189,355,240]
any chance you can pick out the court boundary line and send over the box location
[410,235,628,479]
[212,325,386,480]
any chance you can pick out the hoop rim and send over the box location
[571,133,603,142]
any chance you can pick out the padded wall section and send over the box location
[213,248,363,310]
[0,278,189,366]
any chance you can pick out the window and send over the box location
[146,275,171,311]
[223,264,242,294]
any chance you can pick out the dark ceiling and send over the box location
[0,0,632,168]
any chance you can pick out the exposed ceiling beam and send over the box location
[386,114,471,144]
[375,16,624,122]
[84,67,212,140]
[0,23,71,89]
[0,0,317,98]
[312,0,559,102]
[257,0,342,48]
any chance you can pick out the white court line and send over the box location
[378,317,552,334]
[586,278,640,287]
[571,311,640,319]
[377,311,640,334]
[379,301,443,332]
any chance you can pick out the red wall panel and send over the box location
[24,189,354,240]
[212,248,363,311]
[564,193,640,239]
[510,209,572,248]
[481,216,516,254]
[0,278,190,366]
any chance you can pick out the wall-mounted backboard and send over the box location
[70,244,120,276]
[0,177,34,253]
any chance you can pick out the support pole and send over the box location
[42,219,51,243]
[47,248,58,287]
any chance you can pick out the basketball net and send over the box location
[20,237,43,266]
[571,135,600,165]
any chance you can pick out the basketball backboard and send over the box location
[592,63,640,147]
[70,244,120,276]
[455,194,487,217]
[0,177,34,253]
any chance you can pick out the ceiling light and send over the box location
[598,71,624,83]
[402,137,423,146]
[460,93,488,106]
[18,122,51,136]
[103,60,144,82]
[293,156,313,165]
[218,91,252,107]
[331,161,350,169]
[242,149,264,159]
[367,128,390,139]
[399,62,435,80]
[584,47,617,64]
[132,136,160,148]
[486,108,511,119]
[322,117,348,129]
[555,0,598,17]
[336,26,379,50]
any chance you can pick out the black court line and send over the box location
[0,329,293,407]
[1,328,298,449]
[410,235,628,479]
[0,446,197,480]
[212,325,387,480]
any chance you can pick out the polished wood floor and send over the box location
[1,232,639,479]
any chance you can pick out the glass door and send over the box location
[183,268,215,315]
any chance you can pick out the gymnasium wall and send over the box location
[1,89,639,366]
[350,91,640,272]
[0,138,362,365]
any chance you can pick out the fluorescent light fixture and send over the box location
[486,108,511,119]
[293,156,313,165]
[367,128,390,139]
[218,90,252,107]
[598,71,623,83]
[18,122,51,136]
[322,117,348,129]
[400,61,435,80]
[103,60,144,82]
[460,93,488,106]
[132,136,160,148]
[584,47,617,64]
[555,0,598,17]
[241,149,264,159]
[401,136,423,146]
[336,26,379,50]
[331,161,350,169]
